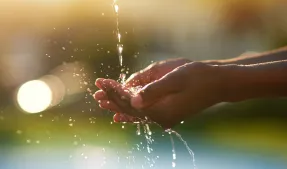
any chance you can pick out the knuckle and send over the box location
[190,61,208,69]
[130,72,139,79]
[126,73,139,83]
[146,62,159,73]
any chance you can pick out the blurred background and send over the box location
[0,0,287,168]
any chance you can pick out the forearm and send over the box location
[203,46,287,65]
[219,60,287,102]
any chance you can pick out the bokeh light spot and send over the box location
[17,80,52,113]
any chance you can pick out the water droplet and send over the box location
[117,33,121,42]
[118,44,123,54]
[136,123,141,135]
[114,4,119,13]
[145,124,152,135]
[172,162,176,168]
[173,153,176,160]
[120,73,126,84]
[117,44,124,66]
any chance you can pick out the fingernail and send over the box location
[113,117,119,123]
[131,94,143,109]
[95,78,104,88]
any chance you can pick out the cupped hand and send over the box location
[94,58,191,122]
[95,62,225,129]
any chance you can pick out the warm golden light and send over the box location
[17,80,52,113]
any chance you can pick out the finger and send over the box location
[101,79,134,112]
[94,90,108,100]
[113,113,139,123]
[98,100,122,112]
[101,79,146,117]
[131,73,181,109]
[95,78,105,89]
[100,79,146,118]
[125,70,152,88]
[102,79,129,97]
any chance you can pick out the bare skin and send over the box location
[96,62,225,128]
[94,47,287,129]
[95,58,192,123]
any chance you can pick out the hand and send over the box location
[124,58,191,88]
[95,62,225,129]
[94,58,191,122]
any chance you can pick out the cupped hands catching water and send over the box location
[94,59,225,129]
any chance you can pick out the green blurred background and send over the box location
[0,0,287,168]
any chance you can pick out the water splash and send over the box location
[145,123,152,136]
[142,123,157,167]
[136,123,141,135]
[119,72,126,84]
[169,132,177,168]
[166,129,197,169]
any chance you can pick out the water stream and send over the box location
[112,1,196,168]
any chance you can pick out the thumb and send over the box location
[131,74,180,109]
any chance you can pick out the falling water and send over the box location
[114,0,123,67]
[169,133,177,168]
[113,0,144,146]
[166,129,197,169]
[112,1,196,168]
